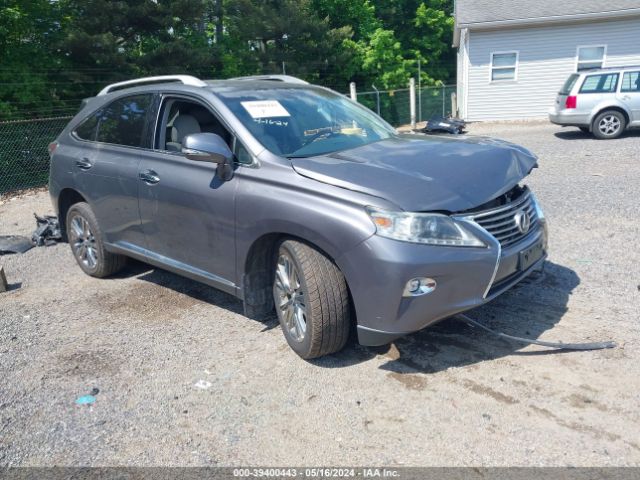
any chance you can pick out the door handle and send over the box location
[622,95,631,100]
[75,158,93,170]
[139,169,160,185]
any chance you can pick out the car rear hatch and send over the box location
[556,73,580,110]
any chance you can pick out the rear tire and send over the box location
[66,202,126,278]
[592,110,626,139]
[579,127,590,134]
[273,240,350,359]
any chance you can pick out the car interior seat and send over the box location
[166,114,201,152]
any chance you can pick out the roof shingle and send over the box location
[456,0,640,26]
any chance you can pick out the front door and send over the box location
[137,95,238,292]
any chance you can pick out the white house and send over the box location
[454,0,640,121]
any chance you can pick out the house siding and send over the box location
[465,17,640,121]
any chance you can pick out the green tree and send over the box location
[370,0,455,85]
[224,0,356,88]
[0,0,66,117]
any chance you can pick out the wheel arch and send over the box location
[241,231,355,322]
[57,188,88,239]
[592,105,630,126]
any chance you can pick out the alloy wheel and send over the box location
[598,115,621,136]
[274,253,307,342]
[69,215,98,269]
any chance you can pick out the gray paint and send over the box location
[291,134,537,212]
[49,79,547,346]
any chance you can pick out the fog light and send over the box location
[403,277,437,297]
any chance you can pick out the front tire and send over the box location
[592,110,626,139]
[273,240,350,359]
[66,202,126,278]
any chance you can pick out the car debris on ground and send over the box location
[32,213,62,246]
[0,214,61,256]
[421,116,466,135]
[0,265,7,292]
[0,235,33,255]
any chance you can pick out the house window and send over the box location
[491,52,518,82]
[576,46,606,71]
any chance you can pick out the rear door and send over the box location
[575,72,620,113]
[618,70,640,122]
[70,93,155,247]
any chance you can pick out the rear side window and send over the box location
[621,71,640,92]
[579,73,619,94]
[96,94,154,148]
[559,74,579,95]
[74,112,100,141]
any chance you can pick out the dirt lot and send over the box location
[1,122,639,467]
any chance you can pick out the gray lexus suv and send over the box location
[48,74,548,359]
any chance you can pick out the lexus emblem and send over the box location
[514,210,531,234]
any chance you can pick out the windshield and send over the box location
[218,87,396,157]
[559,74,580,95]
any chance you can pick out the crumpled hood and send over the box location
[291,134,538,212]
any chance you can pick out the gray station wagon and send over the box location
[48,74,548,359]
[549,66,640,139]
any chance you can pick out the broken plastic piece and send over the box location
[0,266,7,293]
[0,236,33,255]
[32,213,62,247]
[75,395,96,405]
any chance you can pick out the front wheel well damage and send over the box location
[241,233,355,325]
[57,189,87,240]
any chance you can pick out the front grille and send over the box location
[467,189,538,248]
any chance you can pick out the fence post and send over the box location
[409,78,416,129]
[372,84,381,115]
[442,85,446,117]
[349,82,357,102]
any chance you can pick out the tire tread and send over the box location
[280,240,350,359]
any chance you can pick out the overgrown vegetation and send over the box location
[0,0,455,119]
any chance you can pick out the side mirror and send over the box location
[182,132,233,165]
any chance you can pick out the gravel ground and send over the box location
[0,122,639,467]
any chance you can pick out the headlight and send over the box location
[366,208,486,247]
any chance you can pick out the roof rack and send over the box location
[97,75,207,96]
[580,65,640,72]
[227,75,309,85]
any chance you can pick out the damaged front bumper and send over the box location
[338,218,548,347]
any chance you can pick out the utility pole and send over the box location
[350,82,357,102]
[418,58,422,122]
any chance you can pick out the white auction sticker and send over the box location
[241,100,290,119]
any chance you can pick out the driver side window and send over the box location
[156,98,233,154]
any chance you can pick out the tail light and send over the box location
[48,142,58,156]
[565,96,577,109]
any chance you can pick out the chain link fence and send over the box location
[357,85,456,126]
[0,116,72,194]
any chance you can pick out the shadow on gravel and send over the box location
[554,129,640,140]
[312,261,581,374]
[113,259,246,315]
